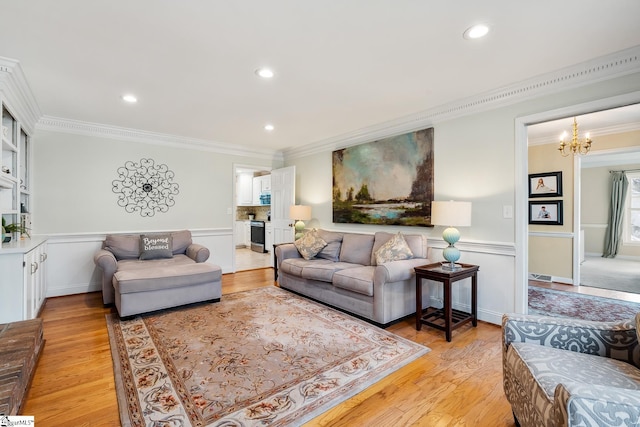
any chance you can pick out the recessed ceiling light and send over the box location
[121,94,138,103]
[463,24,490,40]
[255,67,274,79]
[264,124,275,132]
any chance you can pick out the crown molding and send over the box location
[0,56,42,134]
[283,45,640,160]
[36,116,283,162]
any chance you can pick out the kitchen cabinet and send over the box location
[0,238,47,323]
[235,220,251,247]
[236,173,254,206]
[252,175,271,205]
[265,222,273,253]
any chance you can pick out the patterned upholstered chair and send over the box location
[502,313,640,426]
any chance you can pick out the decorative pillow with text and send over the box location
[139,234,174,260]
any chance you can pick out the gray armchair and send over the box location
[502,313,640,426]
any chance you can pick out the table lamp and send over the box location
[289,205,312,240]
[430,200,472,270]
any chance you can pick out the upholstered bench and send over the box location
[113,263,222,317]
[94,230,223,318]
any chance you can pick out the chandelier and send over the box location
[558,117,592,157]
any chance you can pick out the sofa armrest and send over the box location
[374,258,430,284]
[502,313,639,367]
[275,243,301,261]
[186,243,210,263]
[94,249,117,273]
[555,382,640,426]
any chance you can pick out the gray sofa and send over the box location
[94,230,222,317]
[275,230,430,326]
[502,313,640,426]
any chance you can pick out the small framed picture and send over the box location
[529,200,563,225]
[528,171,562,198]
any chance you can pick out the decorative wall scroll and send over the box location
[332,127,434,226]
[112,158,179,217]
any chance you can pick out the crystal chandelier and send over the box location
[558,117,592,157]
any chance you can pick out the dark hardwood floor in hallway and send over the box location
[23,268,514,426]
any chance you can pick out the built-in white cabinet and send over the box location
[0,238,47,323]
[265,222,273,252]
[234,220,252,247]
[252,175,271,205]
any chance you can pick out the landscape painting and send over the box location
[332,127,434,226]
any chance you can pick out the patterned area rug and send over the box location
[106,286,430,426]
[528,286,640,322]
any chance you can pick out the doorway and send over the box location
[515,91,640,313]
[233,164,272,272]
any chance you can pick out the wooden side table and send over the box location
[415,263,479,342]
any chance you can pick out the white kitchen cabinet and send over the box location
[0,237,47,323]
[244,221,251,247]
[236,173,254,206]
[235,221,245,247]
[252,175,271,205]
[265,222,273,252]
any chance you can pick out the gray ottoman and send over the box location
[113,263,222,317]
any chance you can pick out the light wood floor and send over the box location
[23,269,514,426]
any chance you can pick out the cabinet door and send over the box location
[237,174,253,205]
[265,224,273,252]
[36,243,47,310]
[23,248,38,319]
[244,221,251,246]
[262,175,271,192]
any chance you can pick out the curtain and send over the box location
[602,171,629,258]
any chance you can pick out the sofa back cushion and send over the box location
[171,230,192,255]
[339,233,375,265]
[105,234,140,260]
[315,229,344,261]
[372,232,428,265]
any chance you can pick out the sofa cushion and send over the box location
[302,261,363,283]
[507,341,640,414]
[280,258,334,277]
[114,263,222,294]
[339,233,375,266]
[171,229,193,255]
[332,266,376,296]
[139,233,173,260]
[117,254,196,272]
[105,234,140,260]
[294,229,328,260]
[315,229,344,261]
[374,232,414,265]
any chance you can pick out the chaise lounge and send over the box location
[94,229,222,317]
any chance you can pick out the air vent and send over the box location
[529,273,552,282]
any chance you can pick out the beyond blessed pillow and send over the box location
[294,229,328,260]
[139,234,174,260]
[374,232,414,264]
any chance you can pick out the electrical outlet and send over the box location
[227,207,232,215]
[503,205,513,219]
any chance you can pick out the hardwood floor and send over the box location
[23,269,514,426]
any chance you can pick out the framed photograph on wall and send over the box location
[529,200,563,225]
[528,171,562,198]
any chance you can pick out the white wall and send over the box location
[32,130,280,296]
[285,71,640,325]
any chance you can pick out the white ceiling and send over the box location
[1,1,640,152]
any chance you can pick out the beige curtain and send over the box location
[602,171,628,258]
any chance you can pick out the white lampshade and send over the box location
[431,201,472,227]
[289,205,312,220]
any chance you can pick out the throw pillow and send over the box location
[374,232,414,264]
[294,229,328,260]
[139,234,174,260]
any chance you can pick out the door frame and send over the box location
[514,90,640,314]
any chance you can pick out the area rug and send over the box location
[580,256,640,294]
[528,286,640,322]
[106,286,430,427]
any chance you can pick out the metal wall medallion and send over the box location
[112,158,180,217]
